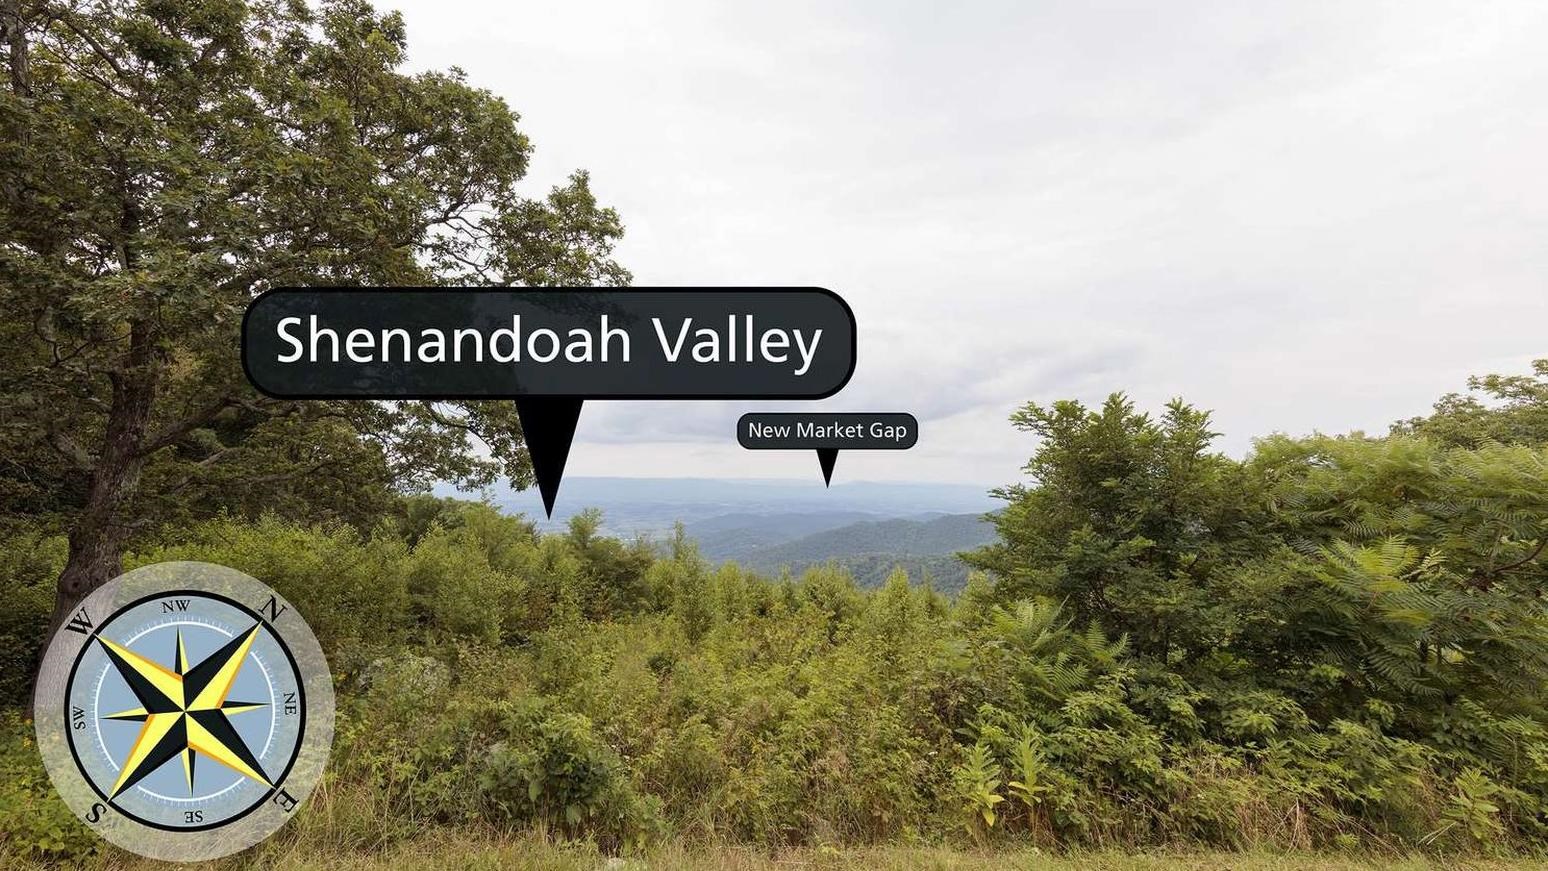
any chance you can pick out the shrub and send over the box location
[0,530,64,706]
[0,710,97,861]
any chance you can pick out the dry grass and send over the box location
[4,780,1545,870]
[6,832,1548,871]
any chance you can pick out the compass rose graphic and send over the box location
[96,623,273,799]
[34,562,334,862]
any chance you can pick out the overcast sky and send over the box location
[388,0,1548,487]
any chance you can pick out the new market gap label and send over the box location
[738,412,918,486]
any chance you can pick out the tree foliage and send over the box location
[1397,359,1548,448]
[3,362,1546,860]
[0,0,628,615]
[966,395,1271,661]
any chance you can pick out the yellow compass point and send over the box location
[188,624,262,712]
[98,637,184,708]
[186,716,271,788]
[181,748,194,793]
[108,712,183,798]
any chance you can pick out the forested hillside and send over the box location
[686,511,883,560]
[3,361,1546,864]
[743,513,993,563]
[725,513,996,591]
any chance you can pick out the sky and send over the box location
[387,0,1548,487]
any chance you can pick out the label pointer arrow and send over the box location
[514,398,584,518]
[816,448,839,487]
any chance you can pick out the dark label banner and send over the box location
[242,288,855,399]
[738,413,919,450]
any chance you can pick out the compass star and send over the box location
[96,625,271,799]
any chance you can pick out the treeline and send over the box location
[2,362,1546,860]
[730,513,995,592]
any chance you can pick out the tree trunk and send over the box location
[1,0,29,98]
[48,319,160,630]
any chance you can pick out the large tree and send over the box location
[965,395,1273,662]
[0,0,629,624]
[1394,358,1548,449]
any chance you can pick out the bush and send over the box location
[0,530,64,706]
[478,700,660,849]
[134,516,411,648]
[0,710,97,861]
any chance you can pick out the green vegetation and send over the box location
[12,836,1548,871]
[727,513,996,592]
[0,0,628,627]
[3,362,1547,865]
[0,0,1544,866]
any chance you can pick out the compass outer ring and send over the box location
[33,561,335,862]
[62,587,304,832]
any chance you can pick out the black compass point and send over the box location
[182,622,263,702]
[96,637,180,714]
[108,714,189,799]
[188,708,271,786]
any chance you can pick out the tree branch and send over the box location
[137,395,241,456]
[1491,537,1548,577]
[1,0,30,97]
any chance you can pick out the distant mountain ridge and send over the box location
[687,511,882,561]
[691,512,997,592]
[442,477,1001,592]
[445,476,996,538]
[739,514,994,564]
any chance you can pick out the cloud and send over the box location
[389,0,1548,484]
